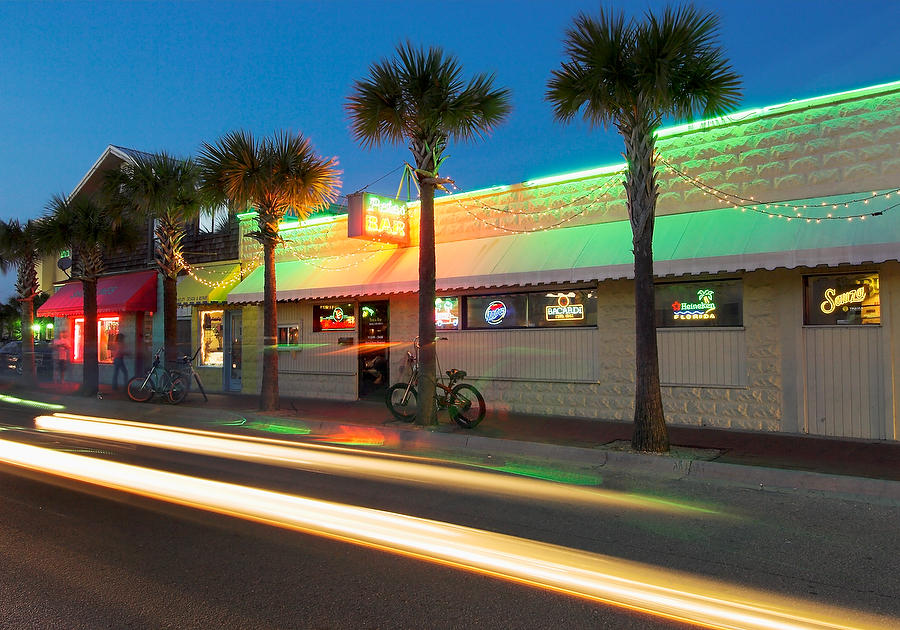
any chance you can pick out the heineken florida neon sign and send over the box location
[672,289,717,321]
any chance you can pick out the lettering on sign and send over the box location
[484,300,507,326]
[545,294,584,321]
[820,286,867,314]
[672,288,717,321]
[348,192,410,246]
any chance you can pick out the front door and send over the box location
[358,301,389,398]
[223,310,242,392]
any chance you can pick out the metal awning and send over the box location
[38,270,159,317]
[176,263,243,306]
[227,191,900,303]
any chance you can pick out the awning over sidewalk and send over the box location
[38,270,158,317]
[226,191,900,303]
[177,263,243,306]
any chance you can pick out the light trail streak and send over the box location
[0,437,891,630]
[35,413,714,515]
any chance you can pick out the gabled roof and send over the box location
[69,144,150,200]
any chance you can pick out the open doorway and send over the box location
[358,301,388,399]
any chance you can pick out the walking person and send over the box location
[54,336,70,384]
[111,333,129,390]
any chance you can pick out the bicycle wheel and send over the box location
[127,375,153,402]
[168,373,188,404]
[386,383,418,422]
[448,383,485,428]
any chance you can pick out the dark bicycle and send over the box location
[126,347,186,404]
[168,347,208,403]
[386,337,485,428]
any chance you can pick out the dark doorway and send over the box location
[358,301,389,399]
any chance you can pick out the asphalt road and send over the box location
[1,403,899,629]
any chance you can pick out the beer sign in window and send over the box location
[313,303,356,332]
[465,294,529,329]
[805,273,880,325]
[655,280,743,328]
[435,297,460,330]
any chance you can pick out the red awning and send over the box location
[38,270,158,318]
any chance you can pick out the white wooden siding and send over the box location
[657,328,747,387]
[275,303,357,376]
[803,326,886,439]
[435,328,599,382]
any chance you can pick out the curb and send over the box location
[11,385,900,504]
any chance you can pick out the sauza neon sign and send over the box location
[348,192,410,246]
[672,289,717,321]
[820,286,867,314]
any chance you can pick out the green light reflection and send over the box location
[0,394,65,411]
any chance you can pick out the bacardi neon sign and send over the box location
[347,192,410,246]
[672,289,717,321]
[545,294,584,321]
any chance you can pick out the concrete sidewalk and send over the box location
[5,378,900,501]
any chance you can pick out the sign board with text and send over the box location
[347,192,410,246]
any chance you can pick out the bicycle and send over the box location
[385,337,485,428]
[126,347,186,404]
[168,347,208,403]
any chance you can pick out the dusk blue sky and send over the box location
[2,1,899,300]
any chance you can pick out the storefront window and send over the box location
[278,324,300,346]
[465,294,530,329]
[655,280,743,328]
[529,290,597,328]
[73,316,120,363]
[200,310,224,366]
[804,273,880,325]
[435,297,460,330]
[313,303,356,331]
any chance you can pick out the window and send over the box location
[804,273,880,325]
[655,280,743,328]
[73,316,120,363]
[463,290,598,330]
[465,294,529,329]
[199,310,224,366]
[529,290,597,328]
[278,324,300,346]
[199,205,229,233]
[434,297,460,330]
[313,303,356,332]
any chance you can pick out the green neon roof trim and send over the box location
[658,77,900,138]
[524,163,627,187]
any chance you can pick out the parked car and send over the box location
[0,340,53,375]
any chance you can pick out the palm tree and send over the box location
[547,6,741,452]
[37,195,142,395]
[0,219,43,384]
[347,43,511,425]
[104,152,204,365]
[198,131,340,411]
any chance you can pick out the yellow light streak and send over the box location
[35,413,711,515]
[0,438,890,630]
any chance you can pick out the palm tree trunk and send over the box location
[163,273,178,365]
[20,296,35,385]
[624,121,669,453]
[416,181,437,426]
[82,278,100,396]
[260,238,279,411]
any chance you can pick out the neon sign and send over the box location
[484,300,507,325]
[820,286,867,314]
[435,297,459,329]
[347,192,410,246]
[545,294,584,321]
[672,289,717,321]
[315,304,356,331]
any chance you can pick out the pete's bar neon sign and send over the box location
[348,192,411,246]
